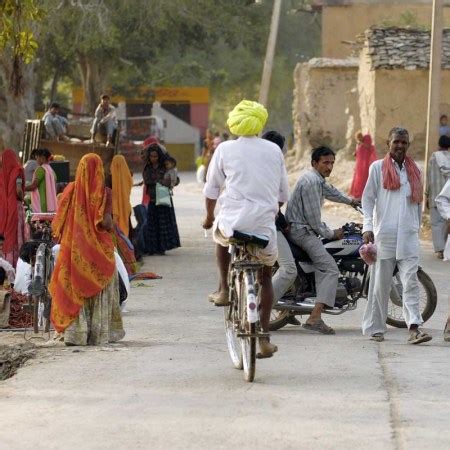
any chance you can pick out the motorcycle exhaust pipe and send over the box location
[275,300,347,316]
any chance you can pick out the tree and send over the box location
[0,0,44,148]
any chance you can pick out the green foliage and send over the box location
[379,10,428,30]
[32,0,320,133]
[0,0,44,94]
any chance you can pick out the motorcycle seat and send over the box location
[288,240,312,263]
[231,230,270,249]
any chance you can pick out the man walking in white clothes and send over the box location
[362,127,432,344]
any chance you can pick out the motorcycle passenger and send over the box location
[202,100,289,358]
[285,146,359,334]
[262,130,300,326]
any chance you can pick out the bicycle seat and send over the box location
[231,230,269,249]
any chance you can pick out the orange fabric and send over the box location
[49,154,115,332]
[382,153,423,204]
[111,155,133,236]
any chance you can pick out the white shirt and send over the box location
[362,159,422,260]
[203,136,289,254]
[436,180,450,261]
[13,258,32,294]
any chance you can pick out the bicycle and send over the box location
[224,231,271,382]
[24,213,55,340]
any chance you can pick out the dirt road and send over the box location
[0,174,449,449]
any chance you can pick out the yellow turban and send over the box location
[227,100,268,136]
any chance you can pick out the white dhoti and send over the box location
[362,256,423,336]
[430,206,448,252]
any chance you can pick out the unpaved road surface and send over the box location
[1,173,449,449]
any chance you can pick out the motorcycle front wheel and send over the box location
[386,268,437,328]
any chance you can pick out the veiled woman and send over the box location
[0,149,25,267]
[141,144,180,255]
[49,153,125,346]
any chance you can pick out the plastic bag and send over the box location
[155,183,172,207]
[359,243,377,266]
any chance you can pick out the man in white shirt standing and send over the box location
[362,127,432,344]
[202,100,289,358]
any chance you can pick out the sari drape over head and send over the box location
[49,153,115,332]
[350,134,378,199]
[111,155,133,236]
[0,149,25,258]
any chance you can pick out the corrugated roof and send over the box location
[364,27,450,70]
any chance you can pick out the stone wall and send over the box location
[320,3,450,58]
[292,58,360,161]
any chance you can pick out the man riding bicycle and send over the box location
[202,100,289,358]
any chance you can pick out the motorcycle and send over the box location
[270,221,438,331]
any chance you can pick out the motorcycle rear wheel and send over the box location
[386,268,437,328]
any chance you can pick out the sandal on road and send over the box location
[370,333,385,342]
[302,319,335,335]
[408,329,432,345]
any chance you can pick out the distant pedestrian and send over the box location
[362,127,432,344]
[349,132,378,200]
[90,94,118,147]
[141,144,180,255]
[439,114,450,137]
[426,135,450,259]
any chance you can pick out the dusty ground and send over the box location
[0,173,449,450]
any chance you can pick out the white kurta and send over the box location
[361,159,423,335]
[362,159,422,260]
[436,179,450,261]
[203,136,289,257]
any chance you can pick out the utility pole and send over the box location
[424,0,444,203]
[258,0,282,106]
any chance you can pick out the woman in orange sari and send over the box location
[108,154,138,274]
[49,153,125,346]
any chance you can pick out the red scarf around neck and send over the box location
[382,153,423,203]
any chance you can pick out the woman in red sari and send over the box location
[349,133,378,200]
[0,149,25,267]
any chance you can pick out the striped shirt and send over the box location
[286,169,352,239]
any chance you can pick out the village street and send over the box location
[0,173,449,450]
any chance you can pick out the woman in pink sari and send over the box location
[350,132,378,200]
[0,149,25,267]
[25,148,57,212]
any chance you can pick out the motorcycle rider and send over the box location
[285,147,359,334]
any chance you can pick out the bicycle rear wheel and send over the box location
[224,304,243,369]
[239,281,256,382]
[241,322,256,382]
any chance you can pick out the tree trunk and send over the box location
[0,55,35,151]
[49,68,59,103]
[77,52,105,115]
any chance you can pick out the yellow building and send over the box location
[314,0,450,58]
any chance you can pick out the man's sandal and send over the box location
[370,333,384,342]
[302,319,335,335]
[408,329,432,345]
[256,338,278,359]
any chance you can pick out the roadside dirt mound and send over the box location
[0,343,36,381]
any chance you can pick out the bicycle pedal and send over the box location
[237,332,270,339]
